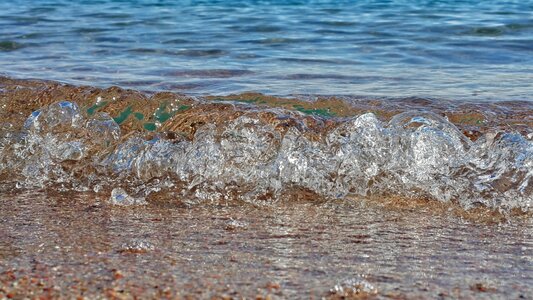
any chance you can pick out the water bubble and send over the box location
[23,110,42,131]
[3,100,531,212]
[330,277,378,297]
[110,187,147,206]
[225,219,248,231]
[118,240,154,253]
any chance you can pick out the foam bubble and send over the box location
[1,101,531,212]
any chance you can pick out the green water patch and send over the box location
[143,122,157,131]
[140,103,192,131]
[176,104,191,112]
[86,101,109,116]
[134,112,145,121]
[154,103,174,123]
[113,106,133,125]
[152,103,191,123]
[0,41,24,51]
[293,104,336,118]
[210,96,338,117]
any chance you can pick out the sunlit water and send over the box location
[0,0,532,100]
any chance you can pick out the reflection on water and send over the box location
[0,192,531,298]
[0,0,532,99]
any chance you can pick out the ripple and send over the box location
[278,57,357,65]
[305,20,358,27]
[238,25,282,33]
[72,27,111,33]
[162,69,254,78]
[127,48,159,54]
[245,37,309,45]
[175,49,227,57]
[162,38,190,44]
[469,26,504,37]
[79,12,132,19]
[279,73,400,82]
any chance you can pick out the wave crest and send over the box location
[1,100,531,211]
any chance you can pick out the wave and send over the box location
[0,78,531,212]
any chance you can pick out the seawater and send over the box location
[0,90,531,212]
[1,0,533,100]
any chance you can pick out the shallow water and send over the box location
[1,0,533,99]
[1,191,532,298]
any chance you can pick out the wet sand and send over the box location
[1,191,532,299]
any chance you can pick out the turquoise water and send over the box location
[0,0,532,100]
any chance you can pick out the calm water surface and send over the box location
[0,0,532,100]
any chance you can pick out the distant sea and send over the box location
[1,0,532,100]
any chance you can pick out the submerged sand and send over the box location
[1,191,532,299]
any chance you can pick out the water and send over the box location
[0,96,530,212]
[1,192,532,298]
[1,0,533,100]
[1,1,532,297]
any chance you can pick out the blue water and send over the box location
[1,0,532,100]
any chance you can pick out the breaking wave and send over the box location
[0,98,531,212]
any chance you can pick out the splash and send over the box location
[0,98,531,212]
